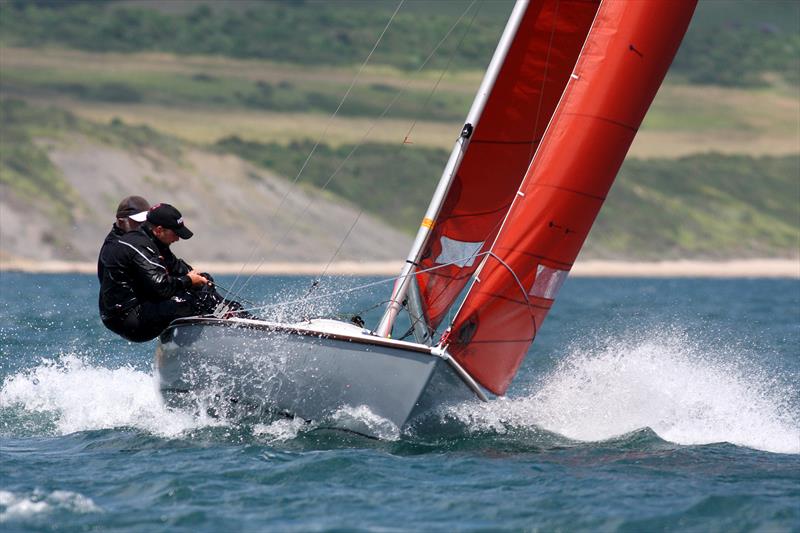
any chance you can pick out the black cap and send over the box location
[146,203,193,239]
[115,196,150,221]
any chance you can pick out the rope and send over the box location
[401,1,481,146]
[528,0,561,162]
[303,0,481,297]
[210,252,492,317]
[224,0,406,302]
[195,250,542,351]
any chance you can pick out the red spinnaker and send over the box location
[415,0,600,330]
[447,0,697,395]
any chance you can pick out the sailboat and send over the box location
[156,0,697,436]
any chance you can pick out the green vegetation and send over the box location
[217,135,799,258]
[0,65,471,121]
[674,16,800,87]
[593,155,799,259]
[2,98,797,258]
[0,98,184,220]
[0,1,503,70]
[1,99,79,221]
[1,0,797,88]
[0,98,183,158]
[216,136,449,231]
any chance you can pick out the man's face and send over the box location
[153,226,179,245]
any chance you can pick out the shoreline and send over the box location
[1,258,797,278]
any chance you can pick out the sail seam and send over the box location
[491,249,573,268]
[530,182,606,201]
[469,292,551,310]
[470,138,542,145]
[439,204,512,221]
[561,112,639,132]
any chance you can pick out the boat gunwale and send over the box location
[162,317,436,355]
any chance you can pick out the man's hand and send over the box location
[187,270,209,286]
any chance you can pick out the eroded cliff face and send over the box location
[0,136,411,263]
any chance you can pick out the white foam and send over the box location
[0,489,101,523]
[0,354,221,438]
[253,417,310,443]
[446,331,800,454]
[329,405,401,440]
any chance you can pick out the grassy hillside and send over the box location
[2,47,797,158]
[1,1,798,261]
[0,98,414,262]
[2,98,797,259]
[0,55,472,122]
[0,98,183,221]
[1,0,798,88]
[591,155,799,259]
[215,136,799,259]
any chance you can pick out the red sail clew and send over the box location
[414,0,600,331]
[446,0,697,395]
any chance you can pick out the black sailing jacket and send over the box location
[98,224,192,321]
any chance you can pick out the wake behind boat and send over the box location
[156,0,697,437]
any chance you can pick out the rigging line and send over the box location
[398,296,435,342]
[223,0,406,299]
[485,251,538,339]
[308,0,481,296]
[416,213,508,332]
[528,0,561,163]
[232,0,482,302]
[336,300,392,321]
[443,251,538,344]
[315,209,365,284]
[206,280,257,307]
[230,113,391,304]
[217,251,492,316]
[401,0,481,145]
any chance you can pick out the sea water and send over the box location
[1,273,798,531]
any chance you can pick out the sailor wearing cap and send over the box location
[97,195,151,283]
[146,202,195,241]
[98,202,214,342]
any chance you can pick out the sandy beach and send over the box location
[1,258,797,278]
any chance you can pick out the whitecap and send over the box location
[253,417,310,443]
[0,353,223,438]
[0,489,101,523]
[328,405,401,440]
[444,329,800,454]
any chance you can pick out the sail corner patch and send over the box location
[435,236,484,268]
[529,265,568,300]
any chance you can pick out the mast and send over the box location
[376,0,530,338]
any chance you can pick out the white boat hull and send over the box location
[155,318,482,436]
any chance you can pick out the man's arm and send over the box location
[119,239,192,300]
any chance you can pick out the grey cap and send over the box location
[116,196,150,222]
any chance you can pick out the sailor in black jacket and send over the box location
[99,203,211,342]
[97,195,151,285]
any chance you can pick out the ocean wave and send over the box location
[442,329,800,454]
[0,489,101,523]
[0,353,222,438]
